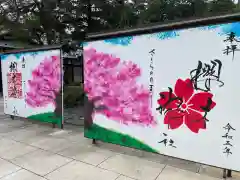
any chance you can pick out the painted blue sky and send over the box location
[1,51,44,61]
[83,21,240,47]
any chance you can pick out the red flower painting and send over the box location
[157,78,216,133]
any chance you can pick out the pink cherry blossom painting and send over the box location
[25,52,63,127]
[26,55,61,108]
[84,48,156,126]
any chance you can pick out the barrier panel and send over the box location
[1,47,63,128]
[84,15,240,172]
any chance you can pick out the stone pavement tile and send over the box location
[16,134,46,144]
[18,127,82,144]
[63,132,91,144]
[58,143,115,166]
[0,120,31,136]
[141,152,168,164]
[11,149,72,176]
[45,160,119,180]
[97,141,142,156]
[19,129,84,145]
[99,141,167,165]
[86,139,166,165]
[0,127,17,137]
[198,165,224,179]
[116,175,136,180]
[43,130,85,143]
[90,139,164,161]
[99,154,165,180]
[199,165,240,179]
[18,133,57,145]
[34,125,68,136]
[63,124,84,133]
[156,166,221,180]
[0,158,21,179]
[29,136,74,153]
[0,119,30,129]
[0,140,37,160]
[0,138,18,154]
[2,125,51,141]
[232,172,240,180]
[1,169,46,180]
[48,129,74,138]
[165,157,201,172]
[19,124,53,132]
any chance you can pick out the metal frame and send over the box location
[60,48,64,129]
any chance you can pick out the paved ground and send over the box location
[64,106,84,126]
[0,105,239,179]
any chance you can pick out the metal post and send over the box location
[223,169,232,178]
[223,169,227,179]
[92,139,96,144]
[52,123,56,128]
[227,170,232,177]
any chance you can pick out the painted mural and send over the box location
[1,49,63,127]
[84,21,240,171]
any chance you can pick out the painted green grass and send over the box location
[27,112,62,128]
[85,124,158,153]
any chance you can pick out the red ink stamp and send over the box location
[7,72,22,98]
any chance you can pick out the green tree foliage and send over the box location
[0,0,239,45]
[208,0,236,15]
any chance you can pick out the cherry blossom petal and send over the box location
[174,78,194,102]
[164,109,184,129]
[188,92,216,112]
[184,109,206,133]
[157,91,178,109]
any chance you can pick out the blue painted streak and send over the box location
[104,36,133,46]
[1,51,43,61]
[154,31,179,40]
[81,42,88,47]
[220,22,240,37]
[198,22,240,37]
